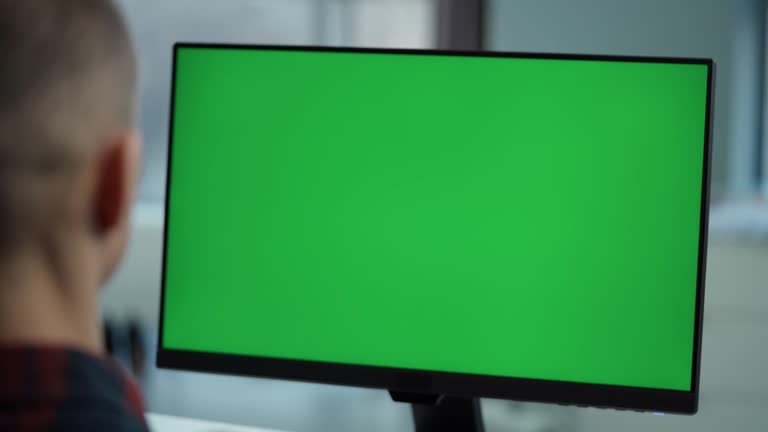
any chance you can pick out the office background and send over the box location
[102,0,768,431]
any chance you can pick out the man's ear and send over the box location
[93,131,142,235]
[92,130,142,282]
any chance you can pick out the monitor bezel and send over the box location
[156,43,714,415]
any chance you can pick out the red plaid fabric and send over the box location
[0,346,149,432]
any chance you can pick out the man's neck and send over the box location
[0,249,104,354]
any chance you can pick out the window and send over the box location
[762,1,768,198]
[727,0,766,200]
[117,0,436,202]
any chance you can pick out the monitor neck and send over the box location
[389,391,484,432]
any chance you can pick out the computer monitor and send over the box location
[157,44,713,427]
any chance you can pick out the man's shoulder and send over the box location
[0,345,149,432]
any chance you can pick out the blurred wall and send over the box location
[488,0,766,201]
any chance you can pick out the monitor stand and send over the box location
[389,391,484,432]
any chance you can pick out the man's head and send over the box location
[0,0,140,287]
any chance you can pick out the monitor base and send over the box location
[389,391,484,432]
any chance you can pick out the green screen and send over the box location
[162,47,708,392]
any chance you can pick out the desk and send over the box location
[147,413,288,432]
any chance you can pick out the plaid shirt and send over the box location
[0,346,149,432]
